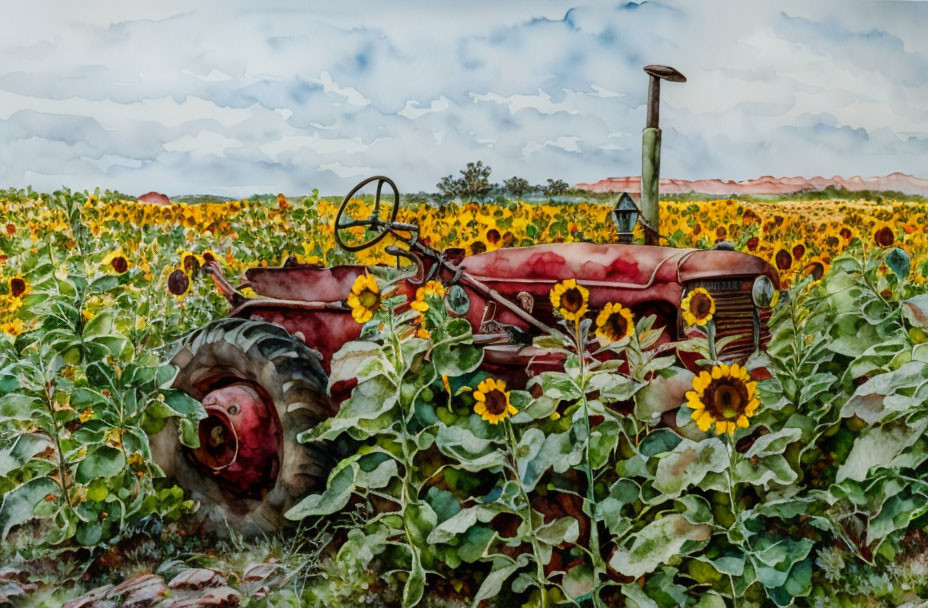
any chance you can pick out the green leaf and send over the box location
[517,428,583,492]
[753,537,814,590]
[472,555,529,606]
[734,453,797,489]
[426,487,461,524]
[836,419,928,482]
[651,438,728,500]
[634,367,694,425]
[563,563,595,600]
[535,516,579,547]
[0,433,53,476]
[427,504,502,544]
[435,424,507,472]
[885,247,911,279]
[155,364,179,389]
[162,389,207,418]
[328,341,384,389]
[307,375,398,441]
[87,275,120,294]
[76,446,126,482]
[0,393,39,421]
[81,312,116,338]
[76,521,103,546]
[621,582,660,608]
[840,362,928,424]
[178,417,200,448]
[336,527,389,570]
[457,525,496,563]
[744,428,801,459]
[0,477,58,538]
[903,294,928,328]
[285,461,356,519]
[609,514,711,578]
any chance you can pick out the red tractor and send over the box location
[151,174,779,534]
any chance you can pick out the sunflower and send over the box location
[202,250,217,264]
[410,280,446,312]
[473,378,517,424]
[595,302,634,344]
[681,287,715,327]
[9,277,27,298]
[347,274,381,323]
[102,249,129,274]
[686,363,759,436]
[549,279,589,321]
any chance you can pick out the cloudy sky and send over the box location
[1,1,927,196]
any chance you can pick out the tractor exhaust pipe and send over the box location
[641,65,686,246]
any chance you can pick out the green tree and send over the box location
[436,175,461,200]
[503,176,531,198]
[542,178,569,198]
[436,161,494,202]
[458,161,494,200]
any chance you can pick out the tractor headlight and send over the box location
[752,275,775,308]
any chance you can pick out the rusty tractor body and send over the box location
[232,240,776,396]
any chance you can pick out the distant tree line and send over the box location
[435,161,571,202]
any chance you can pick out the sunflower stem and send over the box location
[573,318,606,608]
[505,420,550,608]
[725,438,744,608]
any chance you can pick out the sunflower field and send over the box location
[4,187,928,607]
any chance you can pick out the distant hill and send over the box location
[576,173,928,197]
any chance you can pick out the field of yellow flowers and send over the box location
[2,188,927,340]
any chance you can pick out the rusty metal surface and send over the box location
[244,264,366,302]
[189,383,282,498]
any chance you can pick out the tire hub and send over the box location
[189,382,281,497]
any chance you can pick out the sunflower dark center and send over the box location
[359,289,380,309]
[603,313,628,338]
[167,270,189,295]
[183,255,200,274]
[560,288,584,313]
[690,293,713,319]
[10,278,26,297]
[775,250,792,270]
[807,262,825,280]
[484,390,508,416]
[704,378,749,420]
[875,227,894,247]
[486,229,501,244]
[111,256,128,273]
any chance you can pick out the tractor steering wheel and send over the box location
[334,176,401,252]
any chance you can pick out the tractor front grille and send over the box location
[686,279,771,362]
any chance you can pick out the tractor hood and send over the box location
[459,243,776,289]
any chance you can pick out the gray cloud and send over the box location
[1,0,927,196]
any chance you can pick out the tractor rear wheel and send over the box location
[150,318,339,535]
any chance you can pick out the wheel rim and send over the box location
[188,382,282,498]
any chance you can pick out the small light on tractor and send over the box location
[613,192,640,244]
